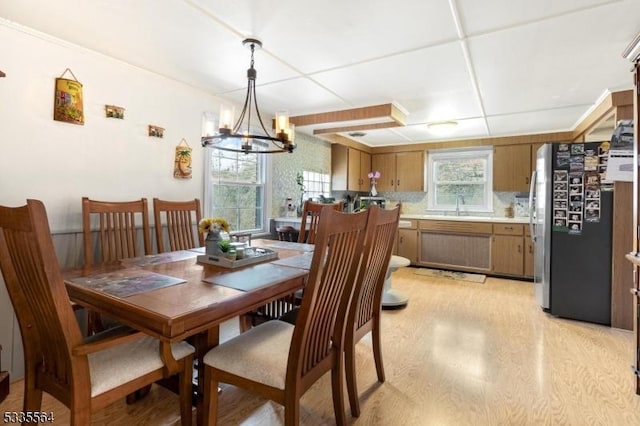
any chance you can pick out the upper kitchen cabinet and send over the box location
[331,144,371,192]
[493,144,531,192]
[371,151,424,192]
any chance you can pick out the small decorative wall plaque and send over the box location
[174,138,192,179]
[53,68,84,125]
[148,125,164,138]
[105,105,125,119]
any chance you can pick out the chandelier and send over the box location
[201,38,296,154]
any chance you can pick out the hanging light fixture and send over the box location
[201,38,296,154]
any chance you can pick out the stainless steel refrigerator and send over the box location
[529,143,612,325]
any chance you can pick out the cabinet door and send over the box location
[331,144,348,191]
[347,148,361,191]
[493,145,531,192]
[396,151,424,191]
[397,228,418,264]
[524,235,534,277]
[360,151,371,191]
[492,235,524,275]
[372,153,396,192]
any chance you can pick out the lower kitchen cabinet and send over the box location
[492,234,524,276]
[397,227,418,264]
[492,223,525,276]
[524,235,534,278]
[400,218,532,279]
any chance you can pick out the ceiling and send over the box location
[1,0,638,147]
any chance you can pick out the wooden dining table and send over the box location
[63,238,313,423]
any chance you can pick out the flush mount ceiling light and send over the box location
[201,38,295,154]
[348,131,367,137]
[426,120,458,136]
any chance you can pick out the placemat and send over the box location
[271,252,314,270]
[68,270,186,298]
[120,250,198,266]
[203,263,307,292]
[260,240,315,252]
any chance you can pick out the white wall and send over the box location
[0,21,220,231]
[0,21,223,379]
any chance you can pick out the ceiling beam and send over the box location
[313,120,402,135]
[290,103,406,128]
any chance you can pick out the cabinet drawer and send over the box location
[399,219,417,229]
[493,224,523,236]
[419,220,493,235]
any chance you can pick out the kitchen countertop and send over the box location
[401,214,529,224]
[274,215,530,224]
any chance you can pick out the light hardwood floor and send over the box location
[2,267,640,425]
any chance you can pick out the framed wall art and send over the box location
[53,68,84,125]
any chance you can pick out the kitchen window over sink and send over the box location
[427,146,493,213]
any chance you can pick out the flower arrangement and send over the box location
[198,217,231,235]
[368,171,381,196]
[367,170,381,185]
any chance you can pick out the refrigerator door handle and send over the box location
[528,170,537,242]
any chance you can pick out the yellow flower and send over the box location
[198,217,231,234]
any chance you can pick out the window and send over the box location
[203,148,266,233]
[301,170,330,201]
[427,147,493,212]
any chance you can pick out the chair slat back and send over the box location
[153,198,203,253]
[82,197,151,266]
[297,201,342,244]
[288,207,369,383]
[0,200,84,391]
[351,206,400,329]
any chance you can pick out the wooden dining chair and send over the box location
[0,199,195,426]
[238,201,342,330]
[153,197,204,253]
[202,206,370,425]
[345,205,400,417]
[82,196,152,334]
[82,196,152,266]
[275,225,298,242]
[297,201,342,244]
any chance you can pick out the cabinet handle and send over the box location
[400,236,404,243]
[528,245,532,254]
[391,180,394,186]
[518,245,522,253]
[525,177,529,184]
[505,226,513,230]
[397,179,400,186]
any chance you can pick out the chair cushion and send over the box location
[203,320,294,390]
[88,336,194,397]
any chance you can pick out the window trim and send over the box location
[203,148,270,235]
[427,146,493,213]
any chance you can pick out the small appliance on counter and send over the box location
[358,196,387,210]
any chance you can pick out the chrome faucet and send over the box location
[455,194,465,216]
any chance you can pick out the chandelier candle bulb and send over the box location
[219,105,235,131]
[276,111,289,135]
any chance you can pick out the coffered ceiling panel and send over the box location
[311,41,482,123]
[468,1,639,117]
[191,0,459,74]
[1,0,638,146]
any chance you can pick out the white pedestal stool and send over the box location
[381,255,410,309]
